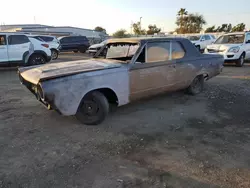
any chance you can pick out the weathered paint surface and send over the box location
[19,37,224,116]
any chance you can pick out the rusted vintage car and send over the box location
[18,37,223,125]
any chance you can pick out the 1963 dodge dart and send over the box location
[18,37,223,125]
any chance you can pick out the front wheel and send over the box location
[187,75,204,95]
[28,54,46,66]
[51,49,59,60]
[236,53,245,67]
[76,91,109,125]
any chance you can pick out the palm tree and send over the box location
[177,8,188,34]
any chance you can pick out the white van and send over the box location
[0,33,51,66]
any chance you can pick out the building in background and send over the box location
[0,24,108,44]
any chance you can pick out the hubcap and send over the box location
[83,100,99,116]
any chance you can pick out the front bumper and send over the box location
[205,50,241,61]
[18,72,57,111]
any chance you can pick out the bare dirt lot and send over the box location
[0,54,250,188]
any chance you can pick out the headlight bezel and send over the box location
[228,46,240,53]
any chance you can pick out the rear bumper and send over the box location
[46,56,52,62]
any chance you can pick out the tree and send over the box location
[232,23,245,32]
[147,24,161,35]
[132,22,146,35]
[176,12,206,33]
[113,29,130,38]
[205,25,216,33]
[94,26,106,33]
[177,8,188,34]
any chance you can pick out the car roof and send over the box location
[0,32,27,35]
[106,37,188,44]
[224,32,248,35]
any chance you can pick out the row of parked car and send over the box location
[0,33,91,66]
[187,32,250,67]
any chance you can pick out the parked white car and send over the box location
[205,32,250,67]
[29,35,60,60]
[28,37,52,65]
[0,33,51,66]
[187,34,216,51]
[88,40,107,55]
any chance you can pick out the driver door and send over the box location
[129,41,178,101]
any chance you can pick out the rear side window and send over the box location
[204,35,211,40]
[146,42,170,63]
[8,35,29,45]
[0,35,6,45]
[172,42,185,60]
[39,36,54,42]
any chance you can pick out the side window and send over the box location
[210,35,216,39]
[204,35,211,40]
[40,36,53,42]
[146,42,170,63]
[172,42,185,60]
[246,34,250,42]
[8,35,29,45]
[0,35,6,45]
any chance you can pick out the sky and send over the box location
[1,0,250,34]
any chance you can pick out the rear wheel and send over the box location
[79,48,86,53]
[76,91,109,125]
[73,50,78,53]
[28,54,46,66]
[187,75,204,95]
[236,53,245,67]
[51,49,58,60]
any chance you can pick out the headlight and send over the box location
[228,46,240,53]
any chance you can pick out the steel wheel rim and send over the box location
[82,100,99,116]
[241,55,244,65]
[52,51,57,59]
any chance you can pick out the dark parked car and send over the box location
[58,36,90,53]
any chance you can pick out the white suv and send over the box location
[0,33,51,66]
[187,34,216,51]
[29,35,60,60]
[205,32,250,67]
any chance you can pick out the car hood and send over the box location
[207,43,242,51]
[19,59,123,85]
[89,43,104,49]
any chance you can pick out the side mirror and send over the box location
[201,38,205,41]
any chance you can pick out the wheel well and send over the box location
[29,52,46,60]
[242,51,246,57]
[85,88,118,105]
[51,48,58,52]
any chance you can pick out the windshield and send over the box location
[100,40,107,44]
[187,35,201,41]
[215,34,245,44]
[95,43,139,62]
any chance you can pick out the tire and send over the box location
[187,75,204,95]
[196,45,201,52]
[79,48,86,53]
[28,54,46,66]
[73,50,78,53]
[51,49,59,60]
[76,91,109,125]
[236,53,245,67]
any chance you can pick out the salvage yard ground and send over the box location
[0,53,250,188]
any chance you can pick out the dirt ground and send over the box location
[0,55,250,188]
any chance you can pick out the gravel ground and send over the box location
[0,61,250,188]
